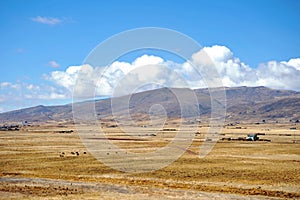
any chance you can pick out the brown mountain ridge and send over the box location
[0,86,299,123]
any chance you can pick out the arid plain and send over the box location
[1,120,300,199]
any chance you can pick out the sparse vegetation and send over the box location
[0,122,300,199]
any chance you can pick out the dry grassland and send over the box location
[0,122,300,199]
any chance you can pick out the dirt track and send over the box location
[0,177,281,200]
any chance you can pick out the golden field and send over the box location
[1,121,300,199]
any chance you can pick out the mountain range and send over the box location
[0,86,299,124]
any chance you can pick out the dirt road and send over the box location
[0,177,281,200]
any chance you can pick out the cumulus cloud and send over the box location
[281,58,300,70]
[255,60,300,90]
[1,45,299,112]
[46,46,300,100]
[190,45,257,88]
[31,16,63,25]
[49,54,197,99]
[199,45,300,90]
[47,65,81,90]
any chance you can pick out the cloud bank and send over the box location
[48,45,300,98]
[201,46,300,90]
[1,45,299,112]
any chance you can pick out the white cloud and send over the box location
[1,45,299,112]
[192,46,255,86]
[0,81,69,112]
[47,55,187,98]
[281,58,300,70]
[132,54,164,66]
[202,45,234,62]
[195,45,300,91]
[49,60,60,68]
[31,16,63,25]
[255,60,300,90]
[46,66,82,90]
[46,48,300,100]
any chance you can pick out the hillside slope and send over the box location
[0,86,299,123]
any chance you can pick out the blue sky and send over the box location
[0,0,300,112]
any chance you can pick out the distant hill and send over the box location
[220,86,300,122]
[0,86,299,123]
[0,104,73,123]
